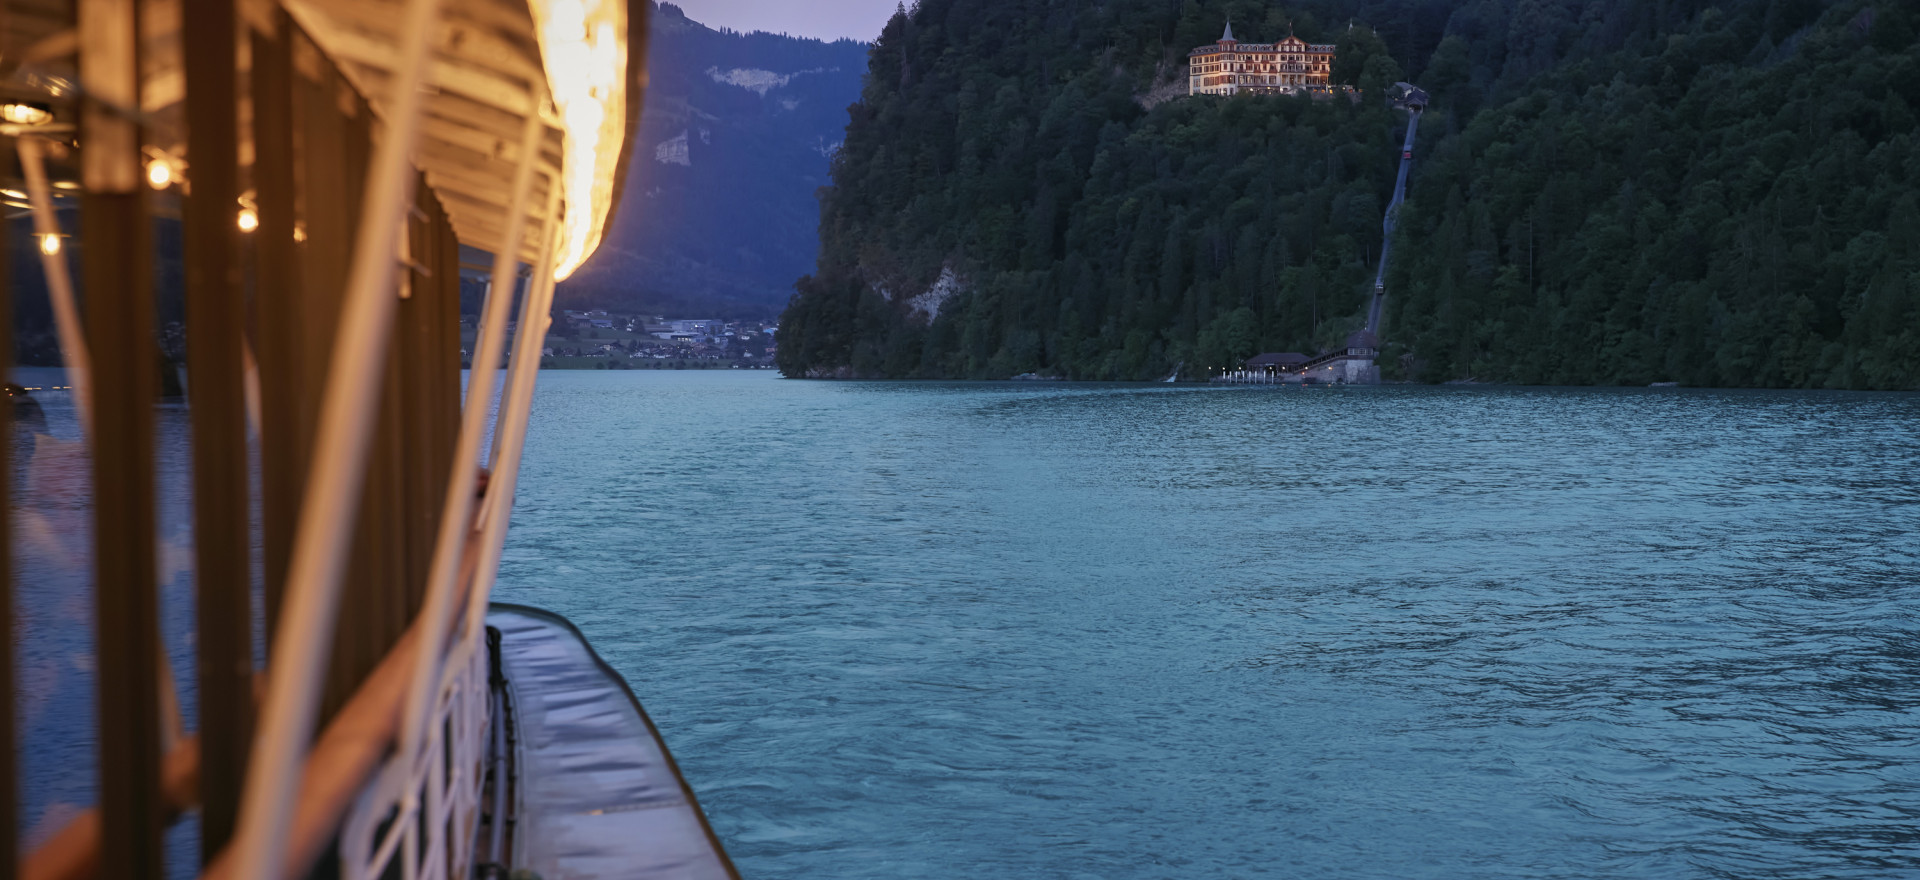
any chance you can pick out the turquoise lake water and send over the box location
[9,368,1917,877]
[489,371,1920,879]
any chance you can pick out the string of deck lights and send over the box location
[3,0,630,271]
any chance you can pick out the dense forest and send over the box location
[774,0,1920,388]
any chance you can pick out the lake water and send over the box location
[10,366,204,867]
[491,371,1920,880]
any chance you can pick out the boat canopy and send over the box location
[0,0,648,877]
[1,0,641,277]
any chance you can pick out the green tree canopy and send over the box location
[779,0,1920,389]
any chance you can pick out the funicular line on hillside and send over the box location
[1224,83,1428,386]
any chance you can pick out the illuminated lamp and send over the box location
[146,158,173,189]
[0,103,53,126]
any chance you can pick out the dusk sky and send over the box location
[671,0,898,43]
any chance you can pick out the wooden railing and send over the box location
[9,5,485,878]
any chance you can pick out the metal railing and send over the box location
[334,165,560,880]
[340,610,490,880]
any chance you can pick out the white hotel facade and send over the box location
[1188,22,1339,97]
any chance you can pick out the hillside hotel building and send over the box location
[1189,22,1337,96]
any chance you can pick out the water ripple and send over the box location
[499,375,1920,880]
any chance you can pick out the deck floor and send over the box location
[489,604,736,880]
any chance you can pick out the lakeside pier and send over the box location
[1213,330,1381,385]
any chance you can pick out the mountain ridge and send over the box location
[556,2,868,319]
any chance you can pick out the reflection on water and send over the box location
[12,366,199,867]
[496,373,1920,880]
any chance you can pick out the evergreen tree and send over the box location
[778,0,1920,388]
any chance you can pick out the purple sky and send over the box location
[670,0,898,43]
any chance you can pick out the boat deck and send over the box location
[488,604,737,880]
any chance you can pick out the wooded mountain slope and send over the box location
[556,3,867,318]
[775,0,1920,387]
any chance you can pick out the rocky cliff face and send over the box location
[556,3,868,318]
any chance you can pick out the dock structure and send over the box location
[1218,331,1379,385]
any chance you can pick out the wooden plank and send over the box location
[430,148,562,195]
[184,0,252,858]
[286,0,543,73]
[371,281,405,653]
[343,85,409,702]
[0,136,15,880]
[282,12,545,120]
[295,49,360,721]
[433,194,460,521]
[434,196,459,584]
[416,112,561,175]
[85,152,166,880]
[318,21,545,97]
[253,8,302,641]
[400,180,438,612]
[82,0,164,871]
[436,187,553,263]
[87,192,166,869]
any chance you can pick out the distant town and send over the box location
[460,311,780,370]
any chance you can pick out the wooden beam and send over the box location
[184,0,252,858]
[417,154,537,208]
[253,7,301,642]
[82,0,163,872]
[300,60,358,720]
[361,20,541,80]
[294,21,543,119]
[87,164,166,880]
[400,183,441,612]
[0,134,16,880]
[416,110,561,173]
[284,0,545,76]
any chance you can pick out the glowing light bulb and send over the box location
[146,159,172,189]
[237,208,259,232]
[39,234,60,256]
[0,103,52,126]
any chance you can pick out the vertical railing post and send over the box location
[227,0,445,871]
[185,0,253,856]
[400,181,435,615]
[426,699,446,879]
[253,8,300,643]
[81,0,163,873]
[467,187,562,613]
[15,138,90,437]
[0,144,16,880]
[395,109,543,802]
